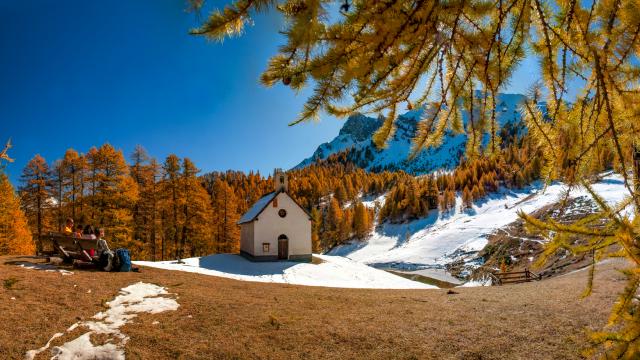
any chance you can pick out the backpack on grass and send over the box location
[115,248,131,272]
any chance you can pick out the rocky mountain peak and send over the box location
[338,113,383,142]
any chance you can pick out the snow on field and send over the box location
[26,282,179,360]
[134,254,435,289]
[459,278,493,287]
[330,173,631,270]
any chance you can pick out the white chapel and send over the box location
[238,169,312,262]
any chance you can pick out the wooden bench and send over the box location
[492,268,542,285]
[40,232,99,265]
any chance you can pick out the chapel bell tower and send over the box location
[274,168,288,192]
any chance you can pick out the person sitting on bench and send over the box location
[82,225,97,257]
[96,228,114,271]
[74,224,84,238]
[82,225,96,240]
[63,218,74,235]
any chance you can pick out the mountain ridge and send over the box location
[296,93,529,175]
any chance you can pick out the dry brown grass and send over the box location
[0,255,629,359]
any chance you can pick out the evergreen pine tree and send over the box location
[92,144,138,248]
[326,197,343,247]
[19,154,51,252]
[310,206,322,252]
[61,149,85,221]
[461,186,473,211]
[334,183,347,206]
[353,201,370,240]
[181,158,213,257]
[210,178,240,253]
[161,154,182,258]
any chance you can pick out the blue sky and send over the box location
[0,0,541,185]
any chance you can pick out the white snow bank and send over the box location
[330,173,631,269]
[26,282,179,360]
[134,254,434,289]
[459,278,493,287]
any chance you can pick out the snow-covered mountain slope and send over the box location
[329,173,631,271]
[296,93,527,174]
[134,254,435,289]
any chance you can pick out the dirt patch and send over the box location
[0,255,630,359]
[387,270,459,288]
[468,195,616,280]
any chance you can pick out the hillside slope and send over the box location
[330,173,630,276]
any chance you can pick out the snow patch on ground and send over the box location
[459,278,493,287]
[26,282,179,360]
[361,193,386,209]
[134,254,435,289]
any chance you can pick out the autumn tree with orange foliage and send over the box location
[207,178,240,253]
[0,140,33,255]
[19,154,51,252]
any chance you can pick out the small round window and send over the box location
[278,209,287,218]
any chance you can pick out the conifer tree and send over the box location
[310,206,322,252]
[0,140,33,254]
[147,158,161,260]
[426,176,439,210]
[91,144,138,247]
[0,173,33,255]
[19,155,51,252]
[49,160,65,231]
[181,158,213,257]
[210,178,240,253]
[353,201,370,239]
[334,183,347,205]
[161,154,182,258]
[61,149,85,221]
[130,145,151,245]
[461,186,473,211]
[326,197,343,247]
[340,208,353,242]
[85,147,99,222]
[444,189,456,212]
[130,146,162,258]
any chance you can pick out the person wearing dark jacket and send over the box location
[96,228,114,271]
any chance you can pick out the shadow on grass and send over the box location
[4,260,59,270]
[195,254,301,277]
[4,258,77,274]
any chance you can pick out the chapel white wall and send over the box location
[252,192,312,257]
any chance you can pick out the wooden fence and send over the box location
[491,268,542,285]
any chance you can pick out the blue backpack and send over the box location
[115,248,131,272]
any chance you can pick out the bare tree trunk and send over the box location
[172,184,179,259]
[151,177,157,262]
[57,168,63,232]
[71,165,76,220]
[36,190,42,254]
[161,209,166,261]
